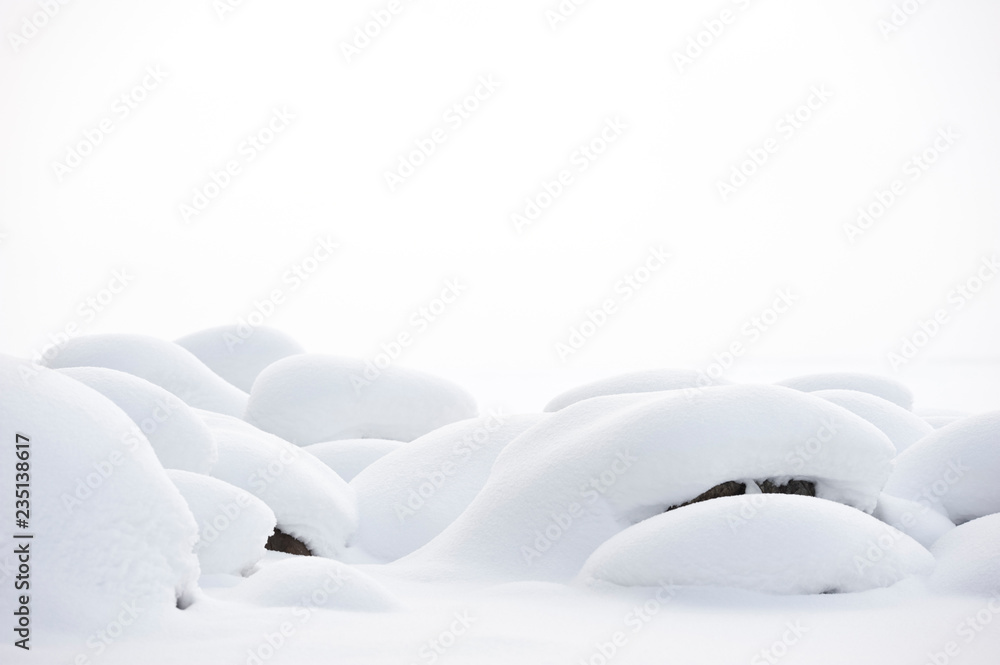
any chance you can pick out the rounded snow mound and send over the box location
[226,557,398,611]
[58,366,219,474]
[175,325,305,393]
[397,384,895,582]
[576,494,934,594]
[916,408,969,430]
[303,438,403,482]
[873,493,955,549]
[777,373,914,410]
[543,369,729,412]
[0,355,199,637]
[352,411,544,561]
[813,389,932,454]
[197,410,358,558]
[245,354,478,444]
[167,470,276,576]
[884,411,1000,524]
[929,513,1000,595]
[41,333,248,417]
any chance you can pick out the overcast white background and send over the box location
[1,0,998,412]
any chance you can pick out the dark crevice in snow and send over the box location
[665,478,817,512]
[265,527,313,556]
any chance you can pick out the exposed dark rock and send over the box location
[265,527,313,556]
[758,478,815,497]
[666,478,816,512]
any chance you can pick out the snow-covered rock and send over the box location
[167,470,276,576]
[543,369,729,412]
[884,411,1000,524]
[777,373,914,410]
[41,333,248,417]
[812,389,932,454]
[929,513,1000,595]
[352,411,544,561]
[58,366,218,474]
[873,493,955,549]
[245,354,478,444]
[576,494,934,594]
[303,438,403,482]
[175,325,305,393]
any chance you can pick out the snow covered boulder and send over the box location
[245,354,478,444]
[396,385,895,583]
[884,412,1000,524]
[175,325,305,393]
[58,366,218,474]
[352,411,544,561]
[196,410,358,558]
[543,369,729,412]
[41,333,248,417]
[929,513,1000,595]
[813,389,932,454]
[0,355,200,639]
[777,373,914,410]
[167,470,276,575]
[576,494,934,594]
[303,438,403,482]
[917,408,969,430]
[873,493,955,549]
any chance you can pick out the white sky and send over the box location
[1,0,998,412]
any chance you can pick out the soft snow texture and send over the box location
[397,384,895,582]
[873,493,955,549]
[197,409,358,558]
[813,388,932,454]
[0,355,199,637]
[58,366,218,474]
[576,494,934,594]
[303,438,403,482]
[245,354,478,444]
[352,412,544,561]
[929,513,1000,595]
[777,372,914,410]
[175,325,305,393]
[883,411,1000,524]
[42,333,248,416]
[543,369,729,412]
[167,470,276,575]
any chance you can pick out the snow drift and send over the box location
[929,513,1000,595]
[303,438,403,482]
[543,369,729,412]
[812,388,932,454]
[777,372,914,410]
[175,325,305,393]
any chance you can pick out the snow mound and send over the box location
[929,513,1000,595]
[543,369,729,412]
[923,415,965,429]
[58,366,218,474]
[884,411,1000,524]
[303,438,403,482]
[576,494,934,594]
[225,557,398,611]
[175,325,305,393]
[873,493,955,549]
[166,470,276,576]
[812,389,932,454]
[196,409,358,558]
[777,372,914,410]
[41,333,248,417]
[352,411,544,561]
[0,355,199,638]
[245,354,478,444]
[396,384,895,582]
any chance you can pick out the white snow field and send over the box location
[175,325,306,393]
[777,372,915,410]
[245,354,478,444]
[812,388,934,454]
[929,513,1000,595]
[302,438,403,482]
[543,368,730,411]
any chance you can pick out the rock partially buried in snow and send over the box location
[929,513,1000,595]
[245,354,478,444]
[576,495,934,594]
[543,369,729,412]
[58,366,219,474]
[777,372,914,411]
[812,389,932,454]
[175,325,305,393]
[41,333,249,417]
[303,438,403,482]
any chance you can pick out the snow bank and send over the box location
[576,494,934,594]
[873,493,955,549]
[777,373,914,410]
[396,384,895,582]
[543,369,728,412]
[813,389,932,454]
[41,333,248,417]
[303,438,403,482]
[166,470,276,575]
[883,411,1000,524]
[245,354,478,444]
[0,355,199,639]
[58,366,218,474]
[196,410,358,558]
[175,325,305,393]
[929,513,1000,595]
[352,412,544,561]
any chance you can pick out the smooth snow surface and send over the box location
[873,493,955,549]
[777,372,914,410]
[929,513,1000,595]
[245,354,478,444]
[543,369,729,412]
[304,438,403,482]
[175,325,306,393]
[812,388,933,454]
